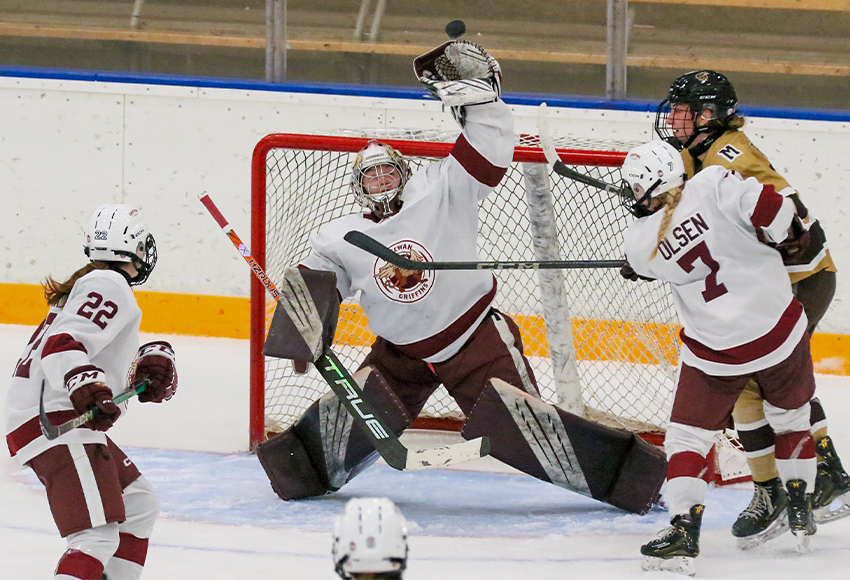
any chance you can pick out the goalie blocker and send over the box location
[263,267,340,363]
[463,379,666,514]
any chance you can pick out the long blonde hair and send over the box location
[43,262,112,307]
[649,186,685,260]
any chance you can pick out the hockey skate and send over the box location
[640,504,703,576]
[812,436,850,524]
[786,479,816,552]
[731,477,789,550]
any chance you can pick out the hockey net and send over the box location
[249,129,749,485]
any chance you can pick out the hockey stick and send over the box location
[199,192,490,471]
[344,231,626,271]
[537,103,625,196]
[39,379,149,441]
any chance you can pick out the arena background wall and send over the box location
[0,72,847,374]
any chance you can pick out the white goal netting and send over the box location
[250,129,680,447]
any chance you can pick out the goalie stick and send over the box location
[344,231,626,271]
[39,379,149,441]
[537,103,626,196]
[199,192,490,471]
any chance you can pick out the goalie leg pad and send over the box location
[461,378,665,514]
[256,426,328,501]
[257,366,412,500]
[263,268,340,362]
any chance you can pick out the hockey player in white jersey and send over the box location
[619,141,818,575]
[5,204,178,580]
[256,40,666,516]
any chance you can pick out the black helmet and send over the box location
[655,70,738,150]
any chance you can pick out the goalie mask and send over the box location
[619,141,686,217]
[351,141,412,218]
[333,497,409,579]
[84,203,157,286]
[654,70,738,152]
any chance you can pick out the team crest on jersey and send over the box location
[374,240,435,303]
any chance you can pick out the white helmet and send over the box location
[350,141,411,217]
[620,140,686,217]
[333,497,408,579]
[84,203,157,285]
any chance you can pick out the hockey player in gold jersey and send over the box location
[655,70,849,547]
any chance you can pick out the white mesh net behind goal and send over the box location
[251,129,680,445]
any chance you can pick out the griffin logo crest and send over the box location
[373,240,435,303]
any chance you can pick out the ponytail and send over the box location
[43,262,112,307]
[649,186,685,260]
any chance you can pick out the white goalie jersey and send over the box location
[624,166,807,376]
[5,269,142,465]
[300,100,514,363]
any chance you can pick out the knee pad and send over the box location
[119,476,160,539]
[765,400,811,434]
[257,366,411,500]
[65,522,121,566]
[664,423,719,459]
[461,378,666,514]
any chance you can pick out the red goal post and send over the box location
[249,130,748,485]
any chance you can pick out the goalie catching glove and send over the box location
[131,341,178,403]
[414,40,501,109]
[65,365,121,431]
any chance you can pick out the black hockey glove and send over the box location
[620,262,655,282]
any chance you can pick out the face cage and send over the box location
[654,98,700,149]
[355,164,406,217]
[115,233,157,286]
[619,180,662,218]
[655,98,736,151]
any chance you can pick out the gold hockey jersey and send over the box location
[682,129,836,283]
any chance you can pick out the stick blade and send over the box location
[536,102,561,167]
[403,436,490,471]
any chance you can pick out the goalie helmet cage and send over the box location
[250,130,749,486]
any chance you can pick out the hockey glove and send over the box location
[620,262,655,282]
[132,341,178,403]
[66,366,121,431]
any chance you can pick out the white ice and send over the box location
[1,324,848,579]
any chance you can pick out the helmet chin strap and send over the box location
[680,110,726,158]
[686,127,725,158]
[634,179,664,216]
[108,263,136,286]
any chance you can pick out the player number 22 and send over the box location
[676,241,728,302]
[77,291,118,329]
